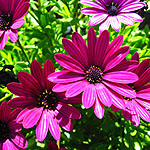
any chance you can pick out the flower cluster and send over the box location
[0,0,149,149]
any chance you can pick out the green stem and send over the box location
[17,39,31,66]
[0,93,13,102]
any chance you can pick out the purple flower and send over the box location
[80,0,145,32]
[48,141,67,150]
[0,101,27,150]
[7,60,81,141]
[48,28,139,119]
[0,0,30,49]
[112,58,150,126]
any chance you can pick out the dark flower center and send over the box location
[106,2,118,16]
[86,66,103,84]
[37,90,58,110]
[0,121,10,142]
[0,14,13,31]
[123,96,132,101]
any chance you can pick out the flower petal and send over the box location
[0,31,9,49]
[136,88,150,100]
[99,17,110,33]
[9,108,21,121]
[9,29,18,42]
[110,16,121,32]
[117,14,134,26]
[11,18,25,29]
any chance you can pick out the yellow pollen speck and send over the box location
[42,102,44,104]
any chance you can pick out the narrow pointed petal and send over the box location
[136,88,150,100]
[10,132,28,149]
[93,96,104,119]
[31,60,45,90]
[54,53,85,74]
[134,68,150,89]
[81,7,103,15]
[48,112,60,140]
[89,13,108,26]
[117,14,134,26]
[8,96,36,108]
[23,107,43,129]
[135,59,149,77]
[99,17,110,33]
[110,16,121,32]
[82,84,96,108]
[36,110,49,142]
[103,71,138,84]
[0,101,11,122]
[123,13,143,22]
[103,81,136,98]
[9,29,18,42]
[48,70,85,83]
[66,80,88,97]
[133,100,150,122]
[87,27,97,65]
[11,18,25,29]
[130,107,140,126]
[2,139,18,150]
[57,103,81,119]
[103,46,130,72]
[136,98,150,110]
[43,60,55,91]
[0,31,9,49]
[131,52,139,61]
[94,30,110,66]
[96,83,111,107]
[9,108,21,121]
[8,120,22,132]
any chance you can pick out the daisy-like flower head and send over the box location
[48,28,139,119]
[0,101,27,150]
[80,0,145,32]
[112,58,150,126]
[0,0,30,49]
[7,60,81,141]
[48,141,67,150]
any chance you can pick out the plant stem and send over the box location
[17,39,31,66]
[57,140,60,149]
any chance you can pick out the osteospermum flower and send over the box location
[112,58,150,126]
[48,28,138,119]
[48,141,67,150]
[80,0,145,32]
[0,101,27,149]
[0,0,30,49]
[7,60,81,141]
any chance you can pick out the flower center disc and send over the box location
[37,90,58,110]
[86,66,103,84]
[107,3,118,16]
[123,96,132,101]
[0,121,10,142]
[0,14,12,31]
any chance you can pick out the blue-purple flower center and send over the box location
[0,121,10,142]
[0,14,13,31]
[106,2,118,16]
[86,66,103,84]
[37,90,58,110]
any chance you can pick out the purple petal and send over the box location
[7,82,36,97]
[94,30,110,66]
[133,100,150,122]
[109,16,121,32]
[43,60,55,91]
[103,71,138,84]
[135,59,149,77]
[131,52,139,61]
[134,68,150,89]
[0,31,9,49]
[48,111,60,140]
[2,139,18,150]
[23,107,43,129]
[48,70,85,83]
[117,14,134,26]
[9,29,18,42]
[96,83,112,107]
[81,7,103,15]
[136,98,150,110]
[10,132,28,149]
[130,107,140,126]
[103,81,136,98]
[87,27,97,65]
[89,13,108,26]
[120,2,145,12]
[57,103,81,119]
[17,71,42,94]
[99,17,110,33]
[66,80,89,97]
[8,96,36,108]
[0,101,11,122]
[36,110,49,142]
[122,13,143,22]
[11,18,25,29]
[136,88,150,100]
[103,46,130,72]
[93,95,104,119]
[82,84,96,108]
[8,120,22,132]
[9,108,21,121]
[54,53,85,74]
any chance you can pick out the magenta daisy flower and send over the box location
[80,0,145,32]
[48,28,139,119]
[48,141,67,150]
[0,101,27,149]
[0,0,30,49]
[112,58,150,126]
[7,60,81,141]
